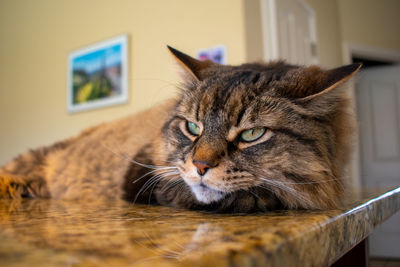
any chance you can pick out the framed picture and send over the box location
[67,34,128,113]
[197,45,227,64]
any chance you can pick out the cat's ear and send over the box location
[293,63,362,114]
[167,46,216,81]
[300,63,362,100]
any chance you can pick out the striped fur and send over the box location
[0,47,360,213]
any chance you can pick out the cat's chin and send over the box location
[190,184,226,204]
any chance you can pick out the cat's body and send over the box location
[0,100,174,201]
[0,47,360,213]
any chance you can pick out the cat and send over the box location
[0,46,360,213]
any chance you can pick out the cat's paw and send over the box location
[0,174,29,198]
[0,173,49,199]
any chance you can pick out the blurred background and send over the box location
[0,0,399,261]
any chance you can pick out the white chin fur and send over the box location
[190,185,226,204]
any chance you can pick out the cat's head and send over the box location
[157,46,360,212]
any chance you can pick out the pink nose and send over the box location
[193,160,211,176]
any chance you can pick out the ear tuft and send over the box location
[293,63,362,116]
[167,45,215,81]
[301,63,362,100]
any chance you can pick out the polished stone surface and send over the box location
[0,187,399,267]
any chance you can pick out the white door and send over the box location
[261,0,318,65]
[356,65,400,258]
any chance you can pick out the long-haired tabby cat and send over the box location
[0,46,360,213]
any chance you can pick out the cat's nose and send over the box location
[193,160,213,176]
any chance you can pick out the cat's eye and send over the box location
[240,128,266,142]
[187,121,201,136]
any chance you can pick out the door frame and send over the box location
[342,43,400,189]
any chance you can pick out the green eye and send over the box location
[240,128,266,142]
[187,121,201,136]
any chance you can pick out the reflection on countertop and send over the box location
[0,187,399,266]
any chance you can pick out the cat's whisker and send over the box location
[101,143,175,170]
[139,173,168,194]
[175,182,187,193]
[147,180,160,204]
[99,142,178,202]
[160,179,183,192]
[258,178,297,194]
[148,171,180,185]
[148,173,181,203]
[133,168,179,184]
[248,189,261,200]
[254,184,276,195]
[258,177,311,205]
[133,176,162,204]
[153,173,180,189]
[133,171,180,204]
[128,158,176,170]
[132,170,160,184]
[278,178,341,185]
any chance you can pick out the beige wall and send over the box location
[244,0,264,62]
[1,0,399,166]
[305,0,400,67]
[0,0,247,165]
[337,0,400,54]
[305,0,343,68]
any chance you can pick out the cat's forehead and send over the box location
[207,64,291,86]
[178,71,293,130]
[197,62,300,97]
[180,63,298,114]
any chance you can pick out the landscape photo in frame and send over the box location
[67,35,128,113]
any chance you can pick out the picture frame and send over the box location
[197,45,227,65]
[67,34,128,113]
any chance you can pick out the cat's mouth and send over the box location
[190,182,226,204]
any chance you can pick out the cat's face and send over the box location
[157,47,360,212]
[171,67,298,205]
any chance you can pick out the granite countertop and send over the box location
[0,187,399,267]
